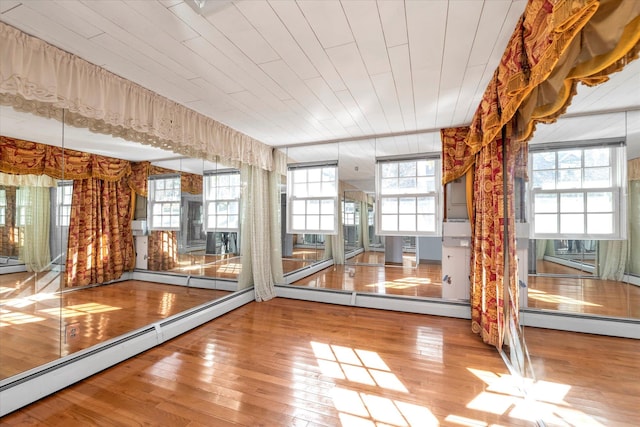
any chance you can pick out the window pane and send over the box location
[399,177,416,190]
[292,200,306,215]
[417,197,435,213]
[320,215,334,231]
[532,170,556,190]
[534,193,557,213]
[217,174,229,186]
[587,192,612,212]
[307,215,319,230]
[307,168,321,182]
[583,167,611,188]
[308,182,321,195]
[217,216,228,228]
[398,161,416,177]
[307,199,320,215]
[293,169,306,182]
[381,163,398,178]
[399,214,416,232]
[170,217,180,228]
[292,215,305,230]
[217,202,228,214]
[535,214,557,233]
[207,217,215,229]
[558,150,581,168]
[381,198,397,214]
[587,213,613,234]
[381,177,397,193]
[399,197,415,214]
[322,181,336,196]
[532,152,555,170]
[557,169,581,189]
[228,216,239,229]
[162,216,171,227]
[293,183,306,197]
[560,193,583,213]
[381,214,397,231]
[584,148,609,167]
[322,167,335,182]
[321,199,334,214]
[560,213,584,234]
[229,201,239,214]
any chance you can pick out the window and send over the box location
[148,175,181,230]
[203,170,241,232]
[342,201,358,226]
[529,140,626,239]
[375,156,441,236]
[0,188,5,226]
[56,181,73,227]
[287,162,338,234]
[15,187,30,227]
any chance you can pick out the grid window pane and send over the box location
[557,169,581,189]
[381,214,398,231]
[535,214,558,233]
[381,198,397,214]
[399,215,416,232]
[584,148,609,167]
[558,150,581,168]
[287,164,338,233]
[532,170,556,190]
[583,167,611,188]
[560,213,584,234]
[560,193,583,213]
[532,152,555,170]
[587,213,613,234]
[587,192,612,212]
[204,172,241,232]
[534,193,557,213]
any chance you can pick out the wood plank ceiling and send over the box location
[1,0,638,178]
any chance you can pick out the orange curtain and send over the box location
[470,130,519,347]
[147,231,178,271]
[64,177,134,287]
[0,136,131,181]
[0,186,20,257]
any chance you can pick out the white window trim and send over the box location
[56,181,73,227]
[375,155,442,237]
[203,169,241,232]
[529,139,627,240]
[148,174,181,231]
[0,188,6,227]
[286,162,339,235]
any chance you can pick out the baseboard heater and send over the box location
[0,288,255,417]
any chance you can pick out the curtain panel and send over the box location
[65,177,134,287]
[0,186,20,257]
[0,22,275,172]
[147,231,178,272]
[0,136,132,182]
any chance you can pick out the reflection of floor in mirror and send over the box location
[168,253,243,279]
[289,256,640,318]
[528,261,640,318]
[3,297,638,426]
[0,277,228,380]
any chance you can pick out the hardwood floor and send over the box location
[2,298,638,426]
[0,276,228,379]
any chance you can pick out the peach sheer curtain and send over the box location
[441,0,640,346]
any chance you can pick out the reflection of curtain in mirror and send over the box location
[0,186,19,257]
[65,177,134,287]
[360,201,370,252]
[535,239,556,259]
[627,158,640,275]
[18,186,51,271]
[238,163,283,301]
[148,231,177,271]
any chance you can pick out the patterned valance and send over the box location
[629,157,640,181]
[129,162,203,197]
[0,136,131,182]
[0,22,275,172]
[442,0,640,184]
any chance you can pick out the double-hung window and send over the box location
[203,170,241,232]
[375,155,442,236]
[287,162,338,234]
[148,175,181,231]
[56,181,73,227]
[15,187,30,227]
[529,139,627,239]
[343,201,358,226]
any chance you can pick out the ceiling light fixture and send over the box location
[184,0,235,16]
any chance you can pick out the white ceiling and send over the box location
[1,0,639,190]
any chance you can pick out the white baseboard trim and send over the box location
[131,270,239,292]
[284,259,334,284]
[521,309,640,339]
[275,285,471,319]
[0,288,254,417]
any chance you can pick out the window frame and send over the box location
[56,181,74,227]
[0,188,6,227]
[286,161,339,235]
[528,139,627,240]
[203,169,241,232]
[375,155,442,237]
[147,174,182,231]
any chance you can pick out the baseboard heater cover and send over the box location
[0,288,255,417]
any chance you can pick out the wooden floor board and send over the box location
[4,298,637,426]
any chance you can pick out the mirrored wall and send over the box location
[0,110,238,381]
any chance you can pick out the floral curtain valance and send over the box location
[129,161,203,197]
[442,0,640,184]
[0,136,131,182]
[0,22,275,172]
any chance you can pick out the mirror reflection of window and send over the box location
[148,175,181,231]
